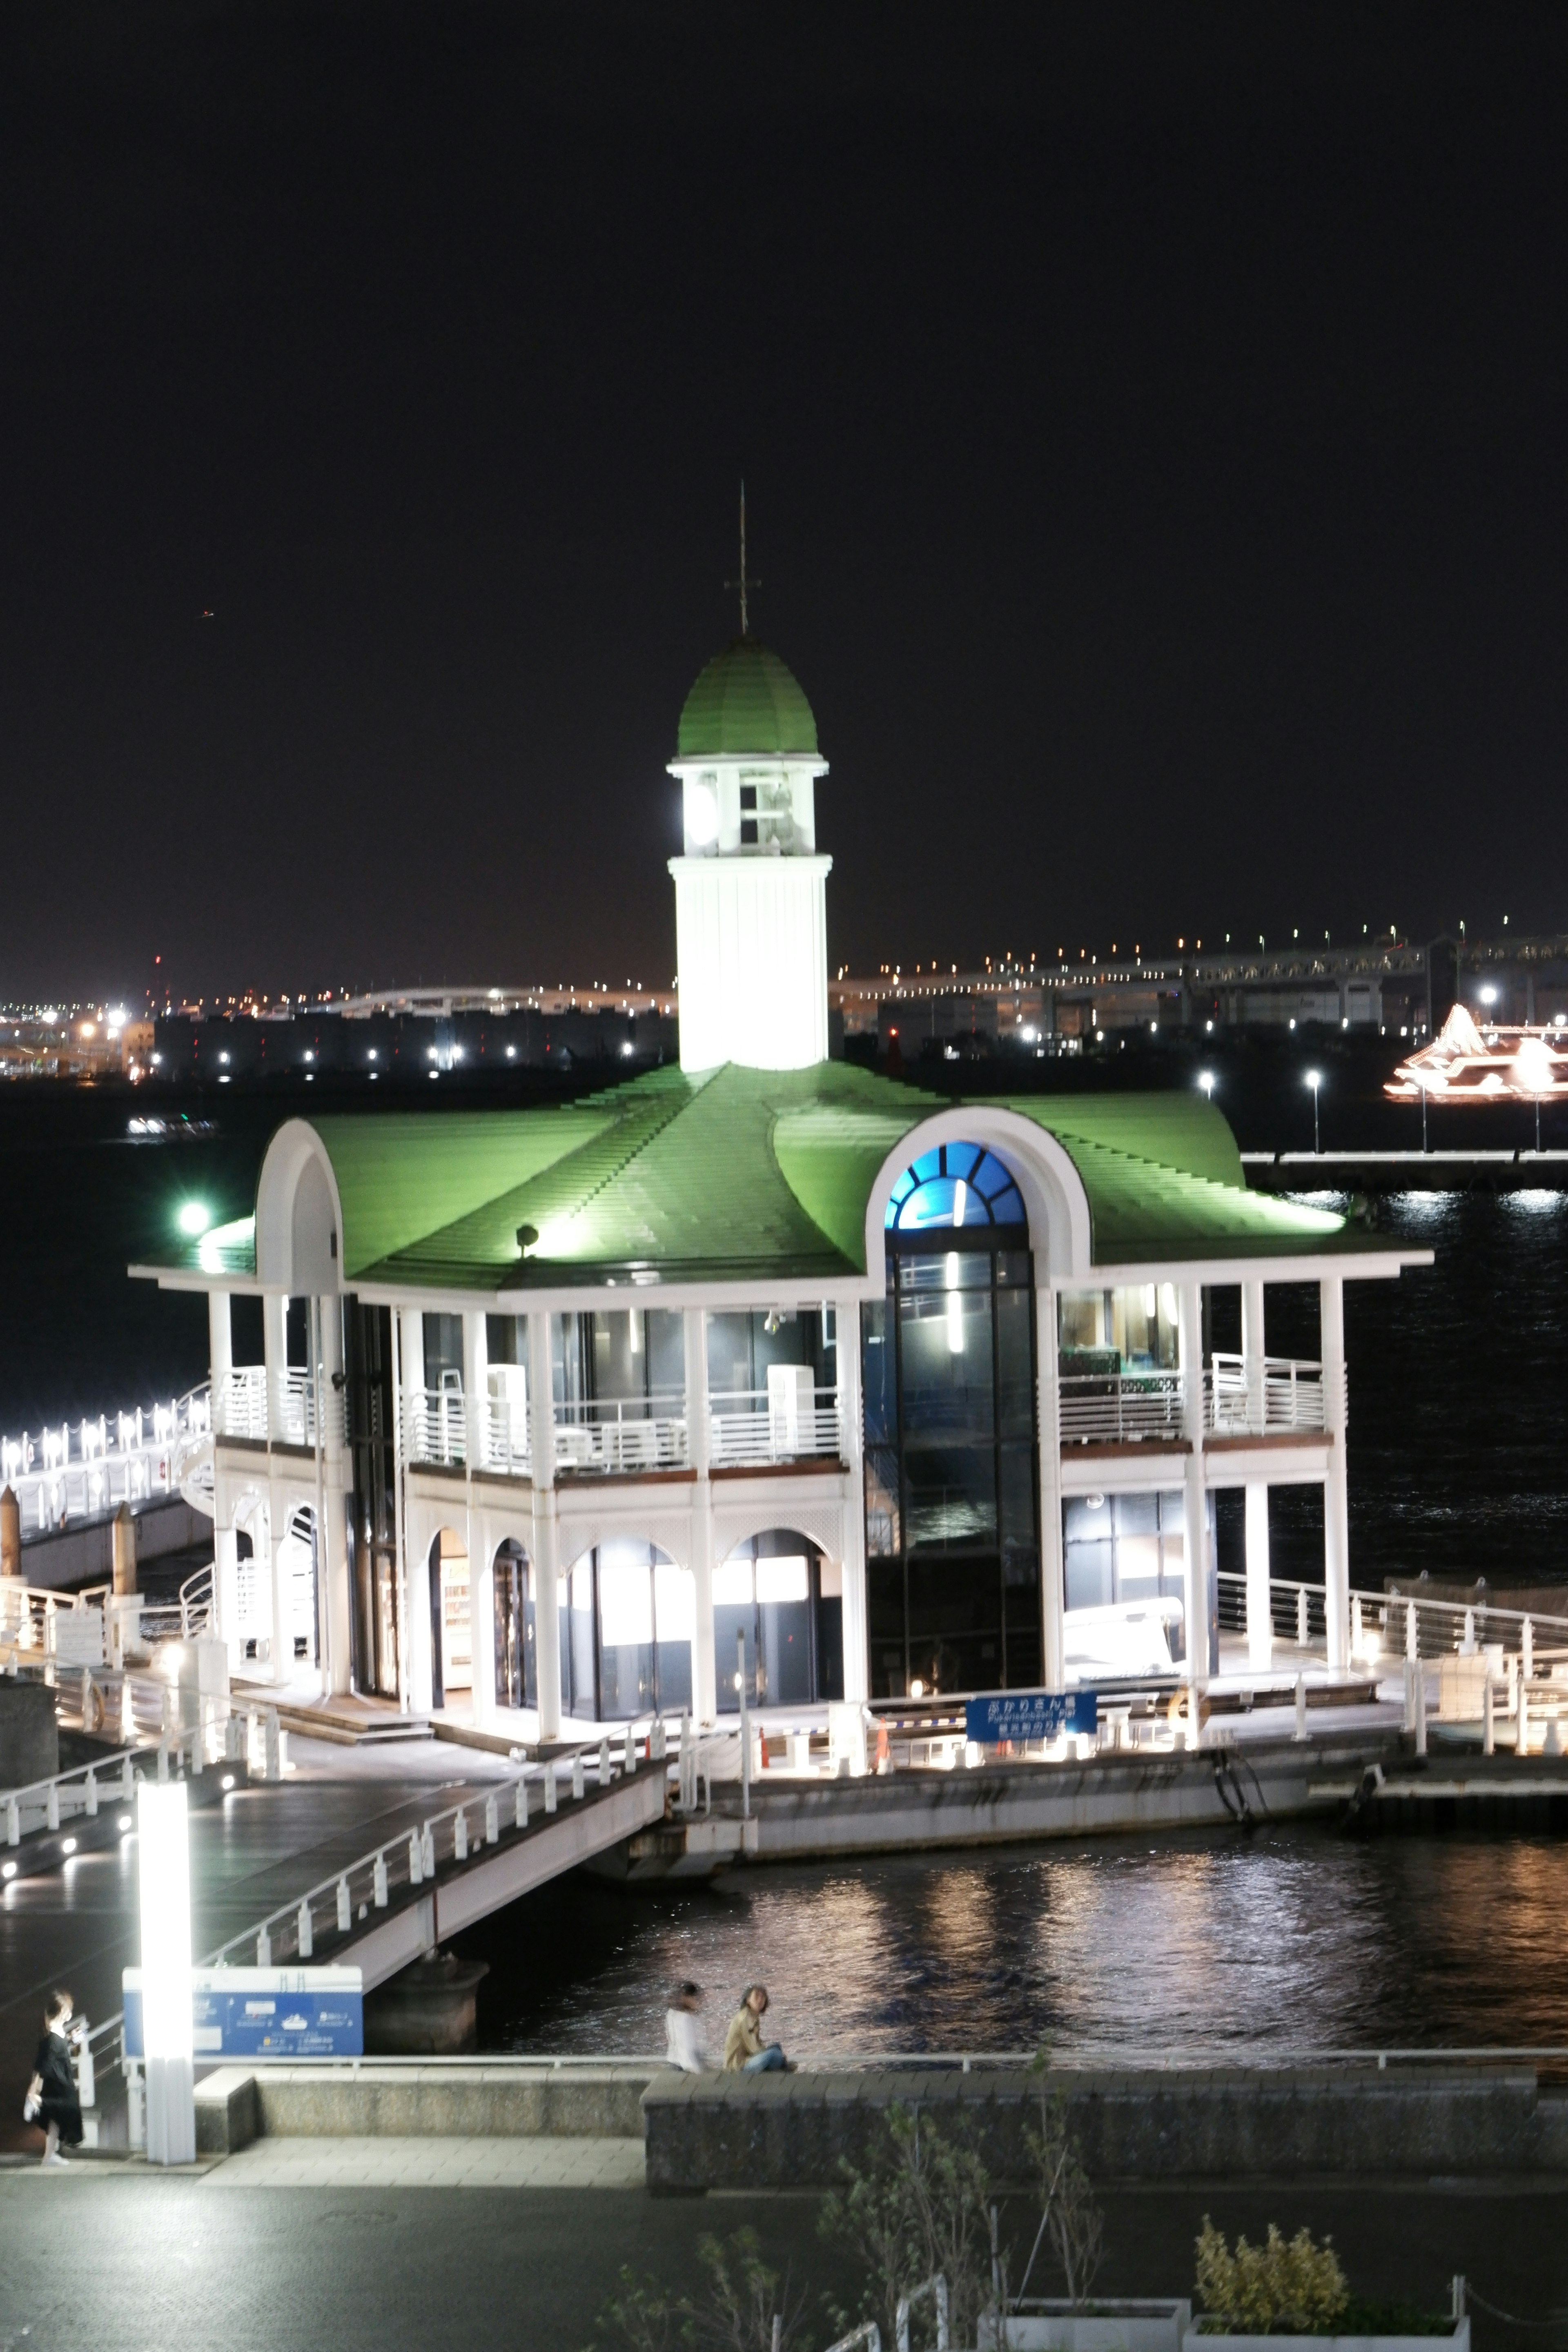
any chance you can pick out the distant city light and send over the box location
[177,1202,211,1236]
[1198,1072,1216,1096]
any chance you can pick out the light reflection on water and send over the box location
[465,1827,1568,2060]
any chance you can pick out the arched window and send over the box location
[885,1142,1025,1236]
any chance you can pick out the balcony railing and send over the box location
[554,1392,688,1475]
[1207,1352,1330,1437]
[710,1388,845,1469]
[213,1366,342,1450]
[1058,1369,1183,1446]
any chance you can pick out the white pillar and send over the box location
[406,1521,434,1717]
[1178,1281,1209,1692]
[836,1300,869,1704]
[462,1311,488,1471]
[261,1294,287,1445]
[1245,1483,1272,1673]
[394,1308,423,1715]
[1320,1274,1350,1675]
[319,1299,351,1696]
[207,1291,232,1403]
[528,1312,561,1741]
[213,1523,240,1668]
[685,1307,718,1726]
[1242,1279,1265,1432]
[1038,1284,1065,1689]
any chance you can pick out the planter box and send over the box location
[1183,2326,1469,2352]
[1004,2302,1191,2352]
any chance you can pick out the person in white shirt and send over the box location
[664,1980,706,2072]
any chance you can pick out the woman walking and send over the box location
[26,1989,83,2167]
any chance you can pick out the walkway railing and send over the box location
[1207,1354,1332,1437]
[0,1384,212,1534]
[554,1394,688,1475]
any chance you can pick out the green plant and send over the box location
[589,2232,803,2352]
[819,2105,995,2350]
[1020,2060,1105,2310]
[1194,2217,1350,2334]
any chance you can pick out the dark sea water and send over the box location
[10,1081,1568,2058]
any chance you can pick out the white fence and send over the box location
[214,1366,342,1450]
[398,1384,844,1477]
[0,1385,212,1534]
[1058,1356,1331,1446]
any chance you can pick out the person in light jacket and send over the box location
[722,1983,791,2073]
[27,1989,83,2167]
[664,1980,706,2073]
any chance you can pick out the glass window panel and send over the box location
[713,1558,755,1607]
[907,1556,1002,1640]
[996,1288,1034,1440]
[904,1447,998,1552]
[706,1312,753,1396]
[599,1553,653,1647]
[998,1445,1038,1557]
[900,1250,992,1292]
[423,1313,463,1387]
[898,1299,995,1444]
[862,1304,895,1443]
[647,1311,685,1394]
[756,1556,808,1604]
[1116,1534,1163,1597]
[1065,1540,1114,1611]
[864,1445,901,1557]
[1115,1492,1160,1537]
[653,1561,695,1644]
[1064,1494,1112,1544]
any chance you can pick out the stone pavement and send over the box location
[202,2131,646,2188]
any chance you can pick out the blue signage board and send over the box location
[964,1689,1098,1745]
[123,1967,363,2062]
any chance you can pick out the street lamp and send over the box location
[1305,1069,1322,1155]
[1197,1071,1216,1097]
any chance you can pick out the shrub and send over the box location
[819,2105,995,2350]
[1195,2217,1350,2334]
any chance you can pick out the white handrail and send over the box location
[0,1383,212,1535]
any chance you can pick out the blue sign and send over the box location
[964,1690,1098,1744]
[123,1967,363,2062]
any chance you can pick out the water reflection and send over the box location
[462,1827,1568,2059]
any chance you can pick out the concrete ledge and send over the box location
[641,2065,1568,2193]
[196,2065,657,2146]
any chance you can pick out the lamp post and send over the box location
[1305,1069,1322,1156]
[138,1779,195,2165]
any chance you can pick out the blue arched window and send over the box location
[884,1141,1026,1238]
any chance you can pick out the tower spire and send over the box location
[724,481,760,635]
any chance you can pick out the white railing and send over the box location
[401,1385,469,1469]
[1207,1353,1331,1437]
[554,1393,688,1475]
[1058,1368,1183,1445]
[214,1366,342,1450]
[710,1387,844,1468]
[0,1385,212,1535]
[480,1396,532,1477]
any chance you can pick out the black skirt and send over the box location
[33,2034,82,2146]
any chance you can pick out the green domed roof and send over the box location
[676,638,819,758]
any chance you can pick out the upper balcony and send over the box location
[397,1373,845,1481]
[213,1365,343,1450]
[1058,1354,1332,1448]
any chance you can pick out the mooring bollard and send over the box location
[297,1900,313,1959]
[337,1876,351,1933]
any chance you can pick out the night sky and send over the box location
[2,4,1564,1003]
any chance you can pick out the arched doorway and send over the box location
[427,1528,470,1711]
[869,1138,1041,1699]
[559,1539,693,1722]
[715,1529,843,1713]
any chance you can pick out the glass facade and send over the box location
[557,1540,694,1720]
[866,1143,1040,1699]
[713,1532,844,1712]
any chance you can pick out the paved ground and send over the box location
[0,1736,517,2152]
[203,2132,647,2189]
[0,2169,1563,2347]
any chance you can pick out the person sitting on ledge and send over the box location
[723,1983,793,2074]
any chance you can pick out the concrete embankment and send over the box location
[642,2065,1568,2192]
[195,2063,652,2155]
[709,1734,1400,1862]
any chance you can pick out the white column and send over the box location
[528,1312,561,1741]
[685,1307,718,1726]
[1242,1279,1266,1432]
[213,1523,240,1668]
[207,1291,232,1404]
[1038,1284,1065,1689]
[319,1300,352,1696]
[406,1525,434,1716]
[1320,1274,1350,1675]
[462,1311,488,1471]
[836,1300,869,1704]
[1245,1483,1272,1673]
[1178,1281,1209,1692]
[261,1294,287,1444]
[395,1309,423,1715]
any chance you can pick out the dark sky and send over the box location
[3,3,1565,1002]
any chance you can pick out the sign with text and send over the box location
[964,1690,1098,1745]
[123,1967,363,2062]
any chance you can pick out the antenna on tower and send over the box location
[724,481,760,635]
